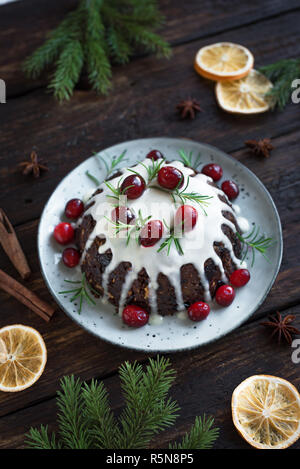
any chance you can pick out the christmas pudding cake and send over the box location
[72,152,248,323]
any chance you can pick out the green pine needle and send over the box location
[236,224,275,267]
[259,58,300,110]
[59,273,99,314]
[178,149,202,170]
[23,0,171,101]
[169,415,219,450]
[24,356,218,449]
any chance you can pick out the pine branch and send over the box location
[48,40,84,101]
[24,356,218,450]
[169,415,219,449]
[57,376,92,449]
[116,356,179,449]
[82,379,121,448]
[25,425,61,450]
[259,58,300,110]
[23,0,171,101]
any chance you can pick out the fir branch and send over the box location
[48,40,84,101]
[178,149,202,170]
[23,0,171,101]
[117,356,179,449]
[59,273,98,314]
[259,58,300,110]
[57,376,91,449]
[24,356,218,450]
[236,224,275,267]
[82,379,120,449]
[169,415,219,450]
[25,425,61,450]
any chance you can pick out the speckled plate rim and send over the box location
[38,137,283,353]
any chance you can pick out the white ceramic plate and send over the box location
[38,138,282,352]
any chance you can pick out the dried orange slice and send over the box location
[0,325,47,392]
[216,69,273,114]
[194,42,254,81]
[232,375,300,449]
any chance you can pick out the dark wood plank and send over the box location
[1,9,300,226]
[0,0,299,96]
[0,129,299,416]
[0,305,299,449]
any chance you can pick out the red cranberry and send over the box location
[53,222,74,245]
[175,205,198,232]
[140,220,163,247]
[230,269,250,287]
[122,305,149,327]
[62,247,80,268]
[120,174,146,200]
[202,163,223,182]
[215,285,235,307]
[65,198,84,219]
[221,180,239,200]
[111,206,135,225]
[146,150,164,161]
[188,302,210,321]
[157,166,184,190]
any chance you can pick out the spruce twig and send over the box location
[23,0,171,101]
[259,58,300,110]
[25,356,219,450]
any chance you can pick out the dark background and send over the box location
[0,0,300,449]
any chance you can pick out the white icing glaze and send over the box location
[80,158,246,315]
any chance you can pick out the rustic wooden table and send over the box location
[0,0,300,450]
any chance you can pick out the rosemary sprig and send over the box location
[259,58,300,110]
[98,149,127,179]
[129,158,165,183]
[156,177,213,215]
[236,224,275,267]
[59,273,98,314]
[104,178,135,202]
[157,220,183,256]
[178,149,202,170]
[106,209,151,245]
[85,170,100,186]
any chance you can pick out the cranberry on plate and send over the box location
[146,149,164,161]
[65,198,84,219]
[175,205,198,232]
[215,285,235,307]
[140,220,163,247]
[62,247,80,268]
[53,222,74,245]
[111,206,135,225]
[157,166,184,190]
[122,305,149,327]
[221,180,239,201]
[188,301,210,321]
[230,269,250,287]
[120,174,146,200]
[201,163,223,182]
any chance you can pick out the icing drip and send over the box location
[80,158,246,314]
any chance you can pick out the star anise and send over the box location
[244,138,274,158]
[261,311,300,345]
[176,98,202,119]
[19,151,48,178]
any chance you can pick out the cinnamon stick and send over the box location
[0,268,55,322]
[0,209,31,279]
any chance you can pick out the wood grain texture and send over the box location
[0,305,299,449]
[0,0,299,96]
[1,9,300,227]
[0,0,300,450]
